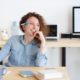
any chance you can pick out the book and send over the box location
[19,70,32,77]
[33,69,63,80]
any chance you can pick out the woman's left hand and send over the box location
[35,31,46,54]
[35,31,45,45]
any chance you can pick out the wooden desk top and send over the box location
[3,67,69,80]
[1,38,80,48]
[46,38,80,47]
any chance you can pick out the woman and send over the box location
[0,12,49,67]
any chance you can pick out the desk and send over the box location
[46,38,80,66]
[3,67,69,80]
[46,38,80,47]
[1,39,80,66]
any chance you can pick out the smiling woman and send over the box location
[0,12,49,67]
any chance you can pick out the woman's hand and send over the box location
[34,31,46,54]
[35,31,45,44]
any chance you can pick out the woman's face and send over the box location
[23,17,40,37]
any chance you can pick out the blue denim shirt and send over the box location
[0,35,47,67]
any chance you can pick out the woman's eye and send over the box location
[29,22,33,25]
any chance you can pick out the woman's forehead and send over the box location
[27,17,39,22]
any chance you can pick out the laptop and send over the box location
[45,25,58,40]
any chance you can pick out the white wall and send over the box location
[0,0,80,80]
[66,48,80,80]
[0,0,80,33]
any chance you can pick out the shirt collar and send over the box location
[20,35,36,45]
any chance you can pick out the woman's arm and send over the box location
[35,31,47,66]
[35,45,47,67]
[35,52,47,67]
[0,37,12,62]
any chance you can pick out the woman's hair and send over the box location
[19,12,49,36]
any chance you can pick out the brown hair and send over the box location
[19,12,49,36]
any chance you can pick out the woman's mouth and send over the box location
[33,31,36,36]
[33,32,35,35]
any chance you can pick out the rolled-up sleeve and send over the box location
[35,52,47,67]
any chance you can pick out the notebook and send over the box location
[19,70,33,77]
[33,69,63,80]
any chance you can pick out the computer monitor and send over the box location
[73,6,80,34]
[46,25,58,40]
